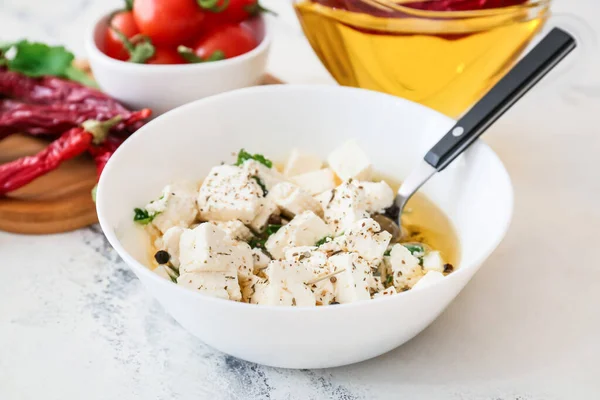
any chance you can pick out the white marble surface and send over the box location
[2,1,600,399]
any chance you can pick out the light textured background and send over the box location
[1,0,600,399]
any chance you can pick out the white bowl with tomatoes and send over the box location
[86,0,271,115]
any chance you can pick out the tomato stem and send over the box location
[178,46,225,63]
[197,0,230,13]
[111,27,155,64]
[244,1,278,16]
[124,0,133,11]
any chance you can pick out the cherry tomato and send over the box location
[192,24,258,60]
[147,47,186,64]
[104,11,140,61]
[133,0,205,46]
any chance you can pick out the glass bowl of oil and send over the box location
[293,0,551,118]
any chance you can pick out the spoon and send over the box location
[375,28,576,241]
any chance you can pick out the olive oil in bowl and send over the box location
[294,0,549,117]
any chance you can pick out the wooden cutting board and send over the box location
[0,72,283,235]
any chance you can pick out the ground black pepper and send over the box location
[154,250,170,264]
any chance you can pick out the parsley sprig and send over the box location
[0,40,97,87]
[133,208,160,225]
[235,149,273,168]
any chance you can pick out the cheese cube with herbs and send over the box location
[337,218,392,262]
[412,270,445,290]
[209,220,253,241]
[327,140,373,181]
[386,244,424,290]
[422,251,445,273]
[262,260,316,306]
[249,197,280,233]
[291,168,337,195]
[358,181,395,213]
[197,165,264,224]
[241,159,287,191]
[179,223,253,280]
[143,181,199,234]
[154,226,185,268]
[328,253,373,304]
[269,182,323,218]
[284,149,323,177]
[322,180,370,234]
[139,146,457,306]
[265,211,332,260]
[178,271,242,301]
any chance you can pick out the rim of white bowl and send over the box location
[86,10,271,72]
[96,84,514,313]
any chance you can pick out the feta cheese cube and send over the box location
[209,220,253,241]
[251,248,271,271]
[242,274,268,304]
[323,180,369,234]
[283,149,323,177]
[249,197,280,233]
[265,211,333,260]
[386,244,423,289]
[327,140,372,181]
[337,218,391,262]
[328,253,372,304]
[269,182,323,218]
[291,168,337,195]
[314,189,334,209]
[178,272,241,301]
[357,181,394,213]
[197,165,264,224]
[262,260,316,306]
[147,181,199,234]
[154,226,185,268]
[179,223,253,280]
[373,286,397,298]
[285,247,335,306]
[412,270,445,290]
[422,251,445,273]
[242,159,287,190]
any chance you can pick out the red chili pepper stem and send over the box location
[81,115,122,145]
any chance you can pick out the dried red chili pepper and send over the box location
[0,69,148,134]
[89,136,125,178]
[0,116,122,195]
[0,99,151,137]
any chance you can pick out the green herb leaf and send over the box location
[402,243,424,256]
[0,40,97,87]
[248,237,266,249]
[133,207,159,225]
[265,224,281,236]
[386,275,394,285]
[315,236,332,247]
[235,149,273,168]
[63,65,99,88]
[5,40,74,77]
[383,249,391,257]
[164,265,180,283]
[252,176,268,196]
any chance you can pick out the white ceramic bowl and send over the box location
[96,85,513,369]
[85,12,270,115]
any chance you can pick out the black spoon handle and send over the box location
[424,28,576,171]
